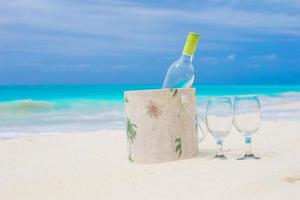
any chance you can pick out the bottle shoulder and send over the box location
[169,58,194,70]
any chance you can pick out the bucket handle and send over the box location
[180,94,207,143]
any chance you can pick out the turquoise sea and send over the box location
[0,85,300,137]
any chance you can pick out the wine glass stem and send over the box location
[216,139,224,156]
[245,135,252,155]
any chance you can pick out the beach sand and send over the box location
[1,106,300,199]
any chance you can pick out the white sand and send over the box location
[1,118,300,199]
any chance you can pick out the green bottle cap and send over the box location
[182,32,200,56]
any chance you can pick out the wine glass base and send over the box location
[237,153,261,160]
[214,154,227,160]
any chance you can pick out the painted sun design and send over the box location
[146,101,162,119]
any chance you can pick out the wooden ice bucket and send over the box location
[124,88,199,163]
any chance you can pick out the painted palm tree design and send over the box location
[146,101,162,119]
[175,137,182,158]
[126,117,137,161]
[170,88,178,97]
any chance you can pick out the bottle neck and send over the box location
[180,53,193,62]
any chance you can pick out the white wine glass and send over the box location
[206,97,233,159]
[234,96,261,160]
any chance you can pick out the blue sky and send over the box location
[0,0,299,85]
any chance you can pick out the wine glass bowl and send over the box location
[206,97,233,159]
[233,96,261,160]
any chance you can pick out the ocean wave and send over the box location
[0,99,56,113]
[0,99,125,136]
[0,98,124,113]
[0,94,299,137]
[280,91,300,96]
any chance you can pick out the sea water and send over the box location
[0,85,300,137]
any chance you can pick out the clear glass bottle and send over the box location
[162,32,200,88]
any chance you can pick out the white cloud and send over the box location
[225,54,236,61]
[2,1,299,36]
[200,56,218,63]
[0,0,299,56]
[16,61,40,67]
[201,54,236,63]
[249,54,277,61]
[111,64,130,69]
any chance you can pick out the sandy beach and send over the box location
[1,104,300,200]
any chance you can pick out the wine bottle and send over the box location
[162,32,199,88]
